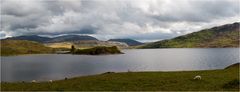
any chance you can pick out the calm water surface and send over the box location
[1,48,239,82]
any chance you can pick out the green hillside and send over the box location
[140,22,239,48]
[0,40,54,56]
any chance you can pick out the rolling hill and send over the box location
[140,22,239,48]
[0,40,54,56]
[108,39,143,46]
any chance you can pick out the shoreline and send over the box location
[0,68,225,83]
[1,63,239,91]
[1,47,239,56]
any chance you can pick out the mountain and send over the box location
[47,35,98,43]
[108,39,143,46]
[6,35,52,43]
[5,35,98,43]
[0,40,54,56]
[140,22,239,48]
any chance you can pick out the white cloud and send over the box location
[1,0,239,41]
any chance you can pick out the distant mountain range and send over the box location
[140,22,240,48]
[6,35,98,43]
[5,35,143,47]
[7,35,52,43]
[47,35,98,43]
[108,39,143,46]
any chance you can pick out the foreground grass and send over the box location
[1,63,239,91]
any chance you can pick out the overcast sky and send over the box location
[1,0,239,42]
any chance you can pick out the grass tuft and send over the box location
[222,79,240,89]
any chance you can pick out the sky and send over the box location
[1,0,239,42]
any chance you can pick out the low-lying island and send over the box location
[70,46,123,55]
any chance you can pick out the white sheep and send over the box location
[31,80,37,83]
[194,75,201,80]
[49,80,53,83]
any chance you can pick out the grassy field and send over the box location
[44,42,73,49]
[1,63,239,91]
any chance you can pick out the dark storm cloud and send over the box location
[151,0,240,23]
[44,26,98,35]
[1,0,239,41]
[78,27,97,34]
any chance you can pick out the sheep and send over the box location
[49,80,53,83]
[31,80,37,83]
[194,75,201,80]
